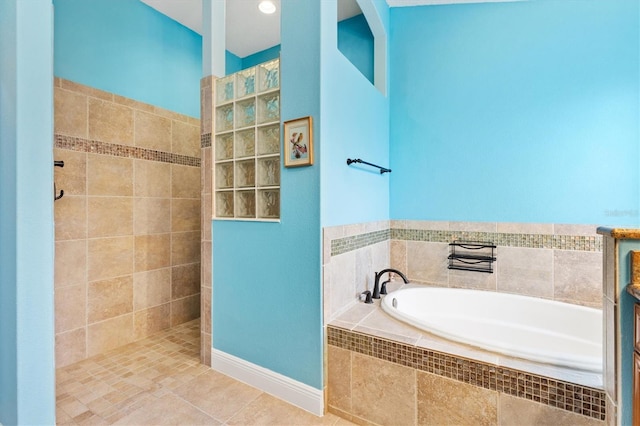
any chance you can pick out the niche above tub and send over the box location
[213,59,281,221]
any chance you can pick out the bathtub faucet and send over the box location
[372,268,409,299]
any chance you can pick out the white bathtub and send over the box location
[380,285,603,373]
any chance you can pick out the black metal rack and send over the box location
[448,241,496,273]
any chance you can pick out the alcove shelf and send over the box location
[448,241,496,273]
[213,59,281,221]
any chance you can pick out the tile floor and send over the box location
[56,320,352,425]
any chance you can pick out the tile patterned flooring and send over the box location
[56,320,351,425]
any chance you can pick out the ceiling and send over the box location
[140,0,525,58]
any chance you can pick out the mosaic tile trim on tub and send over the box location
[327,326,605,420]
[330,227,602,257]
[55,135,201,167]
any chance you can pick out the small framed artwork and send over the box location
[284,116,313,167]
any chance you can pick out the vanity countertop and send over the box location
[597,227,640,239]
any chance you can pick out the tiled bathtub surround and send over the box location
[54,78,201,368]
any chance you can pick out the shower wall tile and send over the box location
[201,147,211,195]
[171,231,200,266]
[200,286,211,334]
[53,149,86,196]
[171,263,201,299]
[201,193,212,240]
[55,327,87,368]
[87,196,133,238]
[417,371,498,426]
[54,88,87,138]
[87,236,134,282]
[172,164,200,199]
[87,275,134,323]
[134,268,171,311]
[134,234,171,272]
[172,120,200,158]
[134,110,171,152]
[55,284,86,333]
[201,242,212,289]
[87,154,133,196]
[134,198,171,235]
[497,247,553,298]
[134,160,171,198]
[55,77,201,366]
[88,98,134,145]
[134,303,171,340]
[55,240,86,287]
[87,314,134,357]
[54,196,87,241]
[406,241,448,284]
[554,250,602,307]
[171,199,201,232]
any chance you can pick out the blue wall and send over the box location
[338,14,374,84]
[0,0,55,424]
[212,0,323,389]
[389,0,640,226]
[242,45,281,69]
[54,0,202,117]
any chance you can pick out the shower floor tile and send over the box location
[56,320,349,425]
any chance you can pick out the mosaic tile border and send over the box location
[327,326,605,420]
[330,227,602,257]
[201,133,211,148]
[330,229,390,256]
[55,135,200,167]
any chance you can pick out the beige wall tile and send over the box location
[53,149,87,196]
[171,263,201,299]
[496,247,553,298]
[88,196,133,238]
[172,120,201,158]
[55,284,86,333]
[87,236,134,282]
[200,286,211,334]
[554,250,602,307]
[351,353,416,426]
[406,241,448,285]
[554,224,599,236]
[172,164,200,199]
[88,98,133,145]
[404,220,449,231]
[201,193,212,239]
[134,234,170,272]
[134,198,171,235]
[88,275,133,323]
[134,111,171,152]
[171,199,201,232]
[60,79,113,101]
[201,331,212,366]
[329,252,357,322]
[498,394,603,426]
[55,195,87,241]
[201,82,212,135]
[418,371,498,426]
[54,88,87,138]
[113,94,155,114]
[449,267,497,291]
[55,327,86,368]
[497,222,554,235]
[134,268,171,311]
[201,147,211,195]
[134,303,171,340]
[134,160,170,198]
[171,294,200,327]
[153,106,185,122]
[55,240,86,287]
[327,346,352,414]
[450,221,497,232]
[172,231,200,266]
[87,154,133,196]
[390,240,407,273]
[201,242,212,289]
[87,314,133,357]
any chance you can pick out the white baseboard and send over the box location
[211,348,324,417]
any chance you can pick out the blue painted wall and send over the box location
[389,0,640,226]
[338,14,374,84]
[242,45,281,69]
[54,0,202,117]
[226,50,243,75]
[321,0,390,227]
[212,0,323,389]
[0,0,55,424]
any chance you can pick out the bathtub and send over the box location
[380,285,602,373]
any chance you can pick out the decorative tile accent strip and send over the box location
[391,229,602,252]
[201,133,211,148]
[55,135,200,167]
[327,326,605,421]
[330,228,602,257]
[331,229,390,256]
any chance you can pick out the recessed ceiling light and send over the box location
[258,0,276,14]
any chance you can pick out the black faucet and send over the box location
[372,268,409,299]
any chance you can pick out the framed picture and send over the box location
[284,116,313,167]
